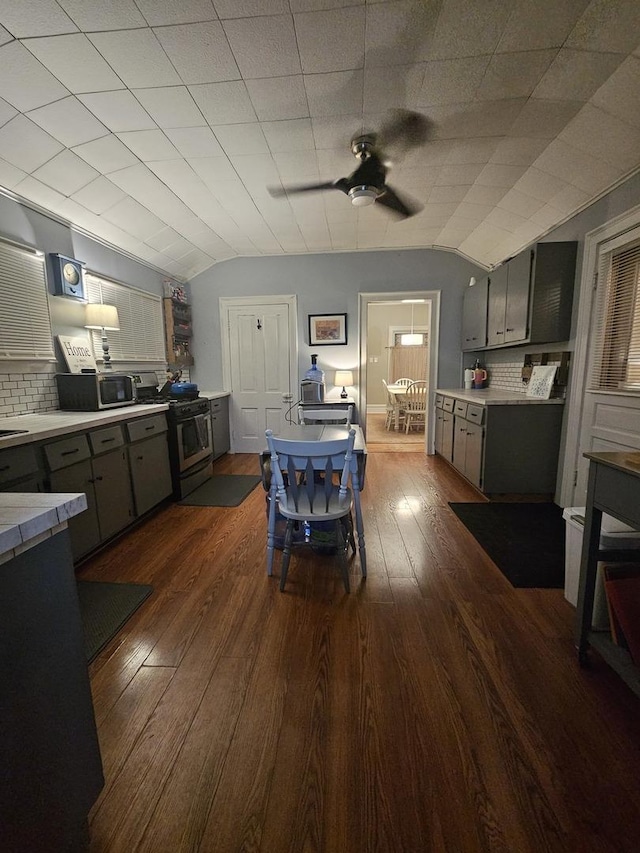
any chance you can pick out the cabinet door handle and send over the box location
[495,330,504,335]
[137,455,144,460]
[145,425,155,431]
[61,448,79,456]
[0,464,10,472]
[506,327,514,332]
[100,437,115,444]
[95,475,103,481]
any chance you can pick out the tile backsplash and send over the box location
[483,359,525,393]
[0,368,58,417]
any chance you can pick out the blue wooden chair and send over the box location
[265,428,366,592]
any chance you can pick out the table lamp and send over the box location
[85,303,120,370]
[335,369,353,399]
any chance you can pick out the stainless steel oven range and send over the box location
[167,397,213,499]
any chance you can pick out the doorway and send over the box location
[359,291,440,453]
[220,295,298,453]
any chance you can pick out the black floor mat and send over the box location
[179,474,261,506]
[448,502,565,588]
[77,580,153,662]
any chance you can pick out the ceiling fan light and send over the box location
[348,186,378,207]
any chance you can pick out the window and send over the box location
[0,240,53,360]
[591,235,640,391]
[85,273,165,364]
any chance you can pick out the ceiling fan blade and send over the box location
[377,110,431,157]
[376,185,422,219]
[268,180,348,198]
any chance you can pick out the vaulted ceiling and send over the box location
[0,0,639,280]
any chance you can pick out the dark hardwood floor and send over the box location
[79,449,640,852]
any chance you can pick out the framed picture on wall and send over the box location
[308,313,347,345]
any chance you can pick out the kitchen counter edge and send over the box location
[435,388,565,406]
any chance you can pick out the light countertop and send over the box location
[436,388,565,406]
[0,492,88,561]
[0,393,232,451]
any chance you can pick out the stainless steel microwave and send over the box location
[56,373,137,410]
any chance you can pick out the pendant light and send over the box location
[400,300,423,346]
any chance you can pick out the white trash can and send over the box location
[563,507,640,629]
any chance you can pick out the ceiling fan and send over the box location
[268,110,431,220]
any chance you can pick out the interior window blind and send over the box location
[0,241,53,360]
[84,273,165,363]
[590,236,640,391]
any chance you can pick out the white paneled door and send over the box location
[223,297,297,453]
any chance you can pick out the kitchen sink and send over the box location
[0,429,29,437]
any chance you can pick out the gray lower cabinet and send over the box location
[211,396,230,459]
[126,415,172,516]
[0,444,45,492]
[45,428,134,561]
[435,394,564,494]
[434,395,454,461]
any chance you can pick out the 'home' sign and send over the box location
[58,335,97,373]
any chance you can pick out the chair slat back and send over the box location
[265,429,356,515]
[394,377,413,386]
[404,380,427,411]
[299,406,351,425]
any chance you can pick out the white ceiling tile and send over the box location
[496,0,590,53]
[245,76,308,121]
[560,103,640,172]
[311,115,363,149]
[436,164,484,186]
[365,0,438,66]
[0,41,68,111]
[305,70,363,117]
[529,202,568,230]
[316,147,355,178]
[117,129,180,161]
[166,127,223,158]
[273,150,320,180]
[455,201,500,222]
[497,188,545,218]
[72,134,139,172]
[228,153,281,185]
[213,123,268,156]
[428,184,470,204]
[363,64,425,114]
[489,136,550,165]
[0,96,17,128]
[532,48,624,102]
[102,196,166,241]
[189,156,239,186]
[223,15,300,79]
[136,0,218,26]
[214,0,289,17]
[0,114,63,171]
[425,99,527,139]
[419,57,489,106]
[23,34,124,94]
[533,139,624,193]
[88,30,181,88]
[463,186,508,206]
[0,25,11,45]
[79,91,156,132]
[0,0,76,37]
[0,157,26,189]
[430,0,512,60]
[514,165,571,201]
[153,22,240,85]
[591,55,640,131]
[13,175,67,209]
[57,0,146,31]
[475,163,528,187]
[262,119,314,153]
[132,87,206,129]
[566,0,640,54]
[31,148,99,195]
[445,137,502,165]
[507,98,584,138]
[26,96,107,147]
[476,50,557,101]
[547,183,591,214]
[294,6,365,74]
[189,81,257,124]
[71,175,127,214]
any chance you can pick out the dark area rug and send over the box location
[179,474,262,507]
[448,502,565,588]
[77,581,153,662]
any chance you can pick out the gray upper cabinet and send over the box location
[461,276,488,350]
[482,241,576,350]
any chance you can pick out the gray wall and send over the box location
[189,248,484,393]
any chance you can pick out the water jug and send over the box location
[304,353,325,385]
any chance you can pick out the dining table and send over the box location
[386,383,409,431]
